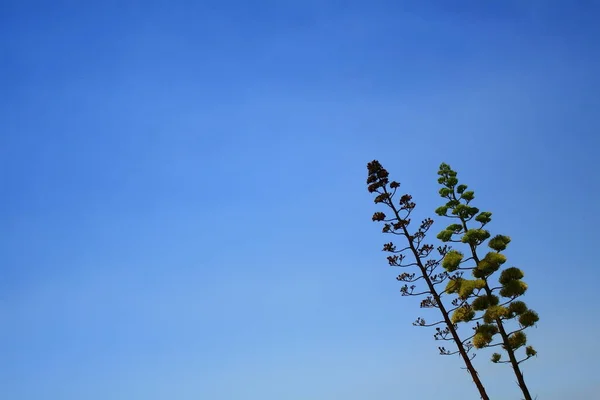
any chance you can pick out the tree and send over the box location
[435,163,539,400]
[367,160,490,400]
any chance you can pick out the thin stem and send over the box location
[383,189,490,400]
[456,207,533,400]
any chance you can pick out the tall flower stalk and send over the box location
[435,163,539,400]
[367,160,490,400]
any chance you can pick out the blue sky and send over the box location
[1,1,598,399]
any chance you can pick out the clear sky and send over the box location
[1,1,598,399]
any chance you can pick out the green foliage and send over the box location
[452,305,475,324]
[473,324,499,348]
[500,279,528,298]
[488,234,511,251]
[439,187,453,197]
[507,301,528,316]
[447,223,463,233]
[368,160,492,400]
[445,278,461,295]
[483,305,509,323]
[461,229,490,245]
[475,211,492,224]
[437,229,454,242]
[474,252,507,278]
[459,279,485,300]
[435,162,539,399]
[438,162,456,178]
[453,204,479,219]
[437,222,465,241]
[442,250,464,272]
[473,334,490,349]
[525,346,537,357]
[448,178,459,187]
[445,278,485,299]
[447,199,460,207]
[461,191,475,202]
[519,310,540,327]
[507,331,527,350]
[435,205,449,216]
[499,267,524,285]
[472,294,499,311]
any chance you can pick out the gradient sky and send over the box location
[1,1,599,399]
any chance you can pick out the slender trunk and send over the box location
[469,244,533,400]
[485,284,532,400]
[460,219,533,400]
[386,199,490,400]
[404,231,490,400]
